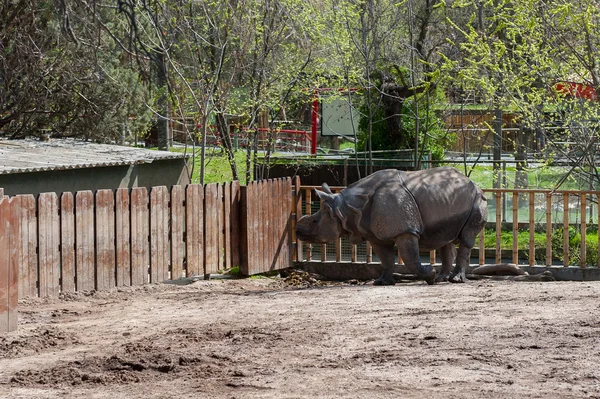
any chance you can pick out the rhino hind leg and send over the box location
[396,235,436,285]
[449,245,471,283]
[435,243,457,283]
[450,197,487,283]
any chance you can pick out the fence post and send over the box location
[512,192,519,265]
[528,192,535,266]
[495,192,502,263]
[292,176,302,262]
[546,194,552,267]
[563,193,569,267]
[580,194,587,268]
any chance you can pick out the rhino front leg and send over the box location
[371,243,396,286]
[449,244,471,283]
[396,235,436,285]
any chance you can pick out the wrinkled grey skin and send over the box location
[295,167,488,285]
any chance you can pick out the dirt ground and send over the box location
[1,272,600,399]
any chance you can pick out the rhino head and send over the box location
[295,183,344,244]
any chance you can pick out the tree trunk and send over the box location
[154,51,169,151]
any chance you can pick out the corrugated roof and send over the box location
[0,139,189,175]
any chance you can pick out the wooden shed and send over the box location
[0,139,190,197]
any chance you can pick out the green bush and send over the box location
[552,227,598,266]
[482,227,598,266]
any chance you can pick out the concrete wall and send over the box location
[0,158,190,197]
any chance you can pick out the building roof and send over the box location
[0,139,189,175]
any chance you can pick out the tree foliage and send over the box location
[3,0,600,184]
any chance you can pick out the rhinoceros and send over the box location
[295,167,487,285]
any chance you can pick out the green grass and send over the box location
[339,141,357,151]
[171,147,248,184]
[463,165,585,190]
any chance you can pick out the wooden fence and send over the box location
[241,178,294,275]
[295,185,600,269]
[0,178,294,320]
[0,192,19,333]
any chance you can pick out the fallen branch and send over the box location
[471,263,527,276]
[467,271,555,282]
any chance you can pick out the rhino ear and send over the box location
[315,188,335,205]
[321,182,333,195]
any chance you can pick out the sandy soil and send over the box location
[1,272,600,399]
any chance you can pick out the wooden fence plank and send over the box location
[283,178,292,269]
[230,181,241,268]
[275,177,286,270]
[8,197,19,330]
[171,186,184,280]
[266,180,274,270]
[76,191,95,291]
[185,185,204,277]
[0,198,9,332]
[217,183,224,272]
[61,193,76,293]
[116,188,131,286]
[131,187,149,285]
[262,180,270,270]
[38,192,60,297]
[265,180,273,270]
[96,190,115,290]
[271,179,280,270]
[250,181,259,273]
[241,181,259,275]
[223,182,232,270]
[292,177,301,262]
[150,186,169,283]
[204,184,217,274]
[276,179,283,269]
[18,195,37,298]
[240,185,249,275]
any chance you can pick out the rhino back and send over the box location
[402,167,480,246]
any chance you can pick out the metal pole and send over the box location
[311,90,319,155]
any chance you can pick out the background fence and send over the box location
[295,185,600,269]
